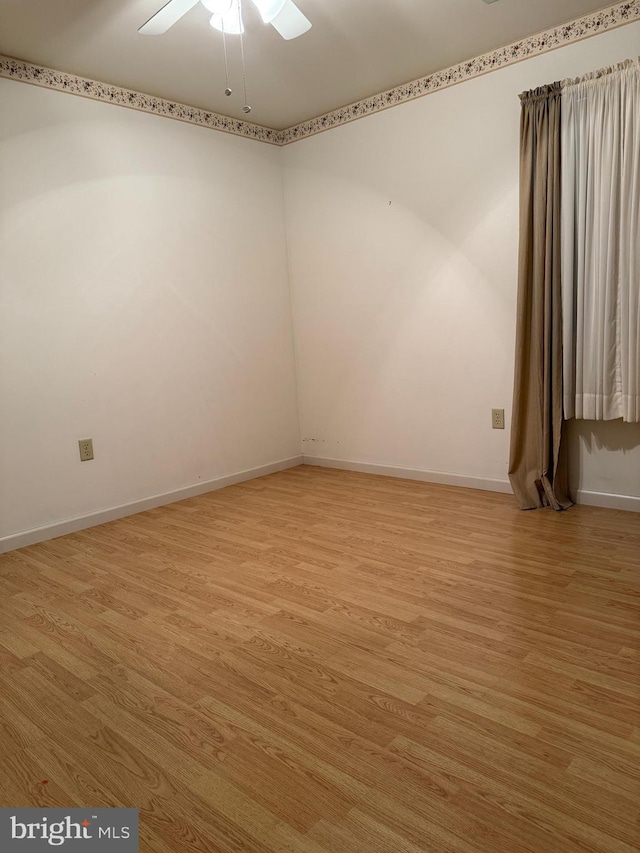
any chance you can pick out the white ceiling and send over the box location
[0,0,618,129]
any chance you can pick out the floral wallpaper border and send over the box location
[1,0,638,147]
[280,0,640,144]
[0,56,283,146]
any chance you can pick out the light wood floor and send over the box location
[0,466,638,852]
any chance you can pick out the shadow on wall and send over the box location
[567,418,640,496]
[571,418,640,452]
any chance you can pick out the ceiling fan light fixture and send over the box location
[208,0,243,34]
[209,13,244,33]
[250,0,287,24]
[201,0,233,14]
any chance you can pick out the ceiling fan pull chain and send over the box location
[221,18,232,96]
[238,0,251,113]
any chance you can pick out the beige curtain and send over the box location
[508,84,572,510]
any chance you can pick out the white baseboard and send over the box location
[3,455,636,555]
[574,489,640,513]
[0,455,303,554]
[302,455,513,495]
[303,456,640,512]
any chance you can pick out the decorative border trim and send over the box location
[0,55,285,146]
[1,1,638,145]
[280,0,640,143]
[0,455,302,554]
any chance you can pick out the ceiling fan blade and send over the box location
[139,0,201,35]
[250,0,286,24]
[270,0,311,39]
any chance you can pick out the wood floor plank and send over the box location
[0,466,638,851]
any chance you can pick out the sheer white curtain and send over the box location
[561,60,640,423]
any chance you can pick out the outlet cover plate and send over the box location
[78,438,94,461]
[491,409,505,430]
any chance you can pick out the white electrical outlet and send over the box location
[491,409,505,430]
[78,438,94,461]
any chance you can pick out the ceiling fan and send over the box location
[139,0,312,40]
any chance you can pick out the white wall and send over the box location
[2,20,639,549]
[0,79,301,544]
[283,22,640,503]
[567,418,640,504]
